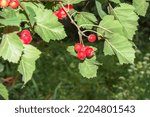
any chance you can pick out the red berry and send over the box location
[88,34,97,42]
[77,51,86,60]
[0,0,9,7]
[20,30,31,38]
[85,47,94,57]
[20,36,32,45]
[20,30,32,44]
[74,43,84,52]
[58,8,67,19]
[9,0,19,9]
[64,4,73,10]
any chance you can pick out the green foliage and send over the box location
[74,12,97,29]
[79,57,99,78]
[111,3,139,40]
[133,0,149,16]
[0,83,8,100]
[0,33,24,63]
[18,45,41,84]
[0,0,149,99]
[104,34,135,64]
[0,8,21,26]
[95,0,106,19]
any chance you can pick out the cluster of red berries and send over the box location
[53,4,73,20]
[0,0,19,9]
[74,43,95,60]
[19,30,32,45]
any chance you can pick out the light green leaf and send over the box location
[0,83,8,100]
[67,46,77,57]
[95,0,107,19]
[0,8,21,26]
[0,33,24,63]
[34,9,67,42]
[112,3,139,40]
[97,15,124,38]
[133,0,149,16]
[74,12,97,29]
[0,63,4,72]
[79,57,99,79]
[18,45,41,84]
[104,33,135,64]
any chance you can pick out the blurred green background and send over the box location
[0,1,150,100]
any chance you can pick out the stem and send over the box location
[59,2,84,44]
[82,30,103,38]
[79,24,113,33]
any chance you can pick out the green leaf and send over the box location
[97,15,124,38]
[0,8,21,26]
[112,3,139,40]
[34,9,67,42]
[79,57,99,79]
[67,46,77,57]
[104,33,135,64]
[0,33,24,63]
[63,0,85,4]
[74,12,97,29]
[109,0,121,4]
[0,63,4,72]
[0,83,8,100]
[18,45,41,84]
[95,0,107,19]
[133,0,149,16]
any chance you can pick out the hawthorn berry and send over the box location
[9,0,19,9]
[0,0,9,8]
[88,34,97,42]
[20,30,32,44]
[74,43,84,52]
[77,51,86,60]
[53,4,73,20]
[85,47,94,57]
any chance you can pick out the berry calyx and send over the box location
[88,34,97,42]
[74,43,84,52]
[77,51,86,60]
[0,0,9,8]
[9,0,19,9]
[85,47,94,57]
[20,30,32,44]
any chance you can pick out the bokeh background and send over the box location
[0,0,150,100]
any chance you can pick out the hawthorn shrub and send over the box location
[0,0,149,99]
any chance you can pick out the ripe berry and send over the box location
[85,47,94,57]
[88,34,97,42]
[9,0,19,9]
[74,43,84,52]
[0,0,9,7]
[77,51,86,60]
[20,30,32,44]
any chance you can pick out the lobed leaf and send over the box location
[18,45,41,84]
[0,33,23,63]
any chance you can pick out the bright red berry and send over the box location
[0,0,9,7]
[77,51,86,60]
[74,43,84,52]
[85,47,94,57]
[88,34,97,42]
[20,30,32,44]
[9,0,19,9]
